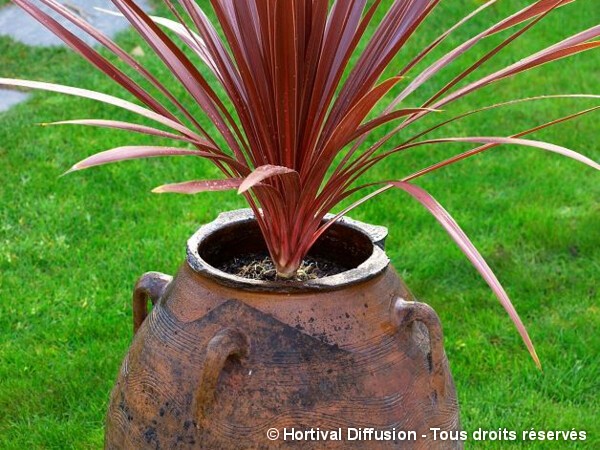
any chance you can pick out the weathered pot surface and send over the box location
[105,209,461,449]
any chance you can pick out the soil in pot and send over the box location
[218,252,346,281]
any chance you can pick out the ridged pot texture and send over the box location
[105,210,461,449]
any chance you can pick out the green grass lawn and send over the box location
[1,1,599,448]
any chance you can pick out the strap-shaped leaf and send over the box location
[45,119,202,144]
[0,78,202,142]
[312,77,403,172]
[111,0,246,159]
[392,137,600,171]
[96,7,219,76]
[65,146,231,173]
[427,26,600,113]
[12,0,176,121]
[238,165,299,194]
[390,181,541,369]
[390,0,573,108]
[403,106,600,181]
[153,179,243,194]
[487,0,575,36]
[434,137,600,170]
[361,135,600,176]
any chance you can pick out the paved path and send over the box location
[0,89,31,113]
[0,0,152,46]
[0,0,152,113]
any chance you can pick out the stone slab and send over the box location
[0,88,31,113]
[0,0,152,47]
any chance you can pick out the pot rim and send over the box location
[186,209,390,292]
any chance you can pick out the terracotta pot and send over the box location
[105,210,461,449]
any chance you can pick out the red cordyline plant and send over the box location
[1,0,599,367]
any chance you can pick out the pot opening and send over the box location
[198,219,374,277]
[187,210,389,291]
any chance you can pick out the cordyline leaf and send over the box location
[238,165,299,194]
[152,15,217,71]
[402,94,600,147]
[273,0,299,168]
[422,0,561,109]
[173,0,251,108]
[350,0,568,157]
[153,178,243,194]
[12,0,176,121]
[424,27,600,114]
[347,108,441,143]
[486,0,575,36]
[65,146,226,174]
[44,119,201,144]
[388,0,565,108]
[398,0,498,78]
[0,78,202,141]
[390,181,541,369]
[403,105,600,181]
[313,103,600,262]
[322,0,426,134]
[111,0,247,160]
[306,77,404,179]
[412,137,600,171]
[97,7,214,67]
[366,135,600,175]
[41,0,209,136]
[345,0,496,155]
[101,5,234,97]
[161,0,263,167]
[324,77,403,153]
[330,106,442,177]
[299,0,368,164]
[207,0,277,163]
[297,0,329,132]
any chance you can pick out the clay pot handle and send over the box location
[132,271,172,334]
[393,297,447,396]
[195,328,249,424]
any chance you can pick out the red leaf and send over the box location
[314,77,404,170]
[238,165,299,194]
[390,181,541,369]
[390,0,579,109]
[346,107,440,147]
[66,146,221,173]
[12,0,176,121]
[110,0,247,160]
[403,103,600,181]
[153,179,243,194]
[0,78,202,141]
[428,27,600,112]
[45,119,201,144]
[487,0,575,36]
[402,94,600,148]
[407,137,600,171]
